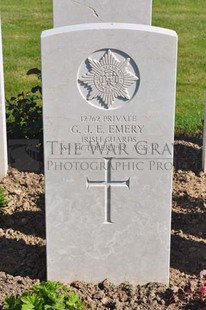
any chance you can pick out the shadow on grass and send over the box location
[170,234,206,276]
[0,194,45,238]
[0,193,46,279]
[172,192,206,239]
[0,236,46,280]
[172,209,206,240]
[171,185,206,275]
[173,137,202,173]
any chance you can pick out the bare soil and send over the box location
[0,137,206,309]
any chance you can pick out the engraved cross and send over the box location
[86,158,130,223]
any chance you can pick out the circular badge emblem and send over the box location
[78,49,140,110]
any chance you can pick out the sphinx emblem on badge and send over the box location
[78,49,140,110]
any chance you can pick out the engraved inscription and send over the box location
[86,158,130,223]
[78,49,140,110]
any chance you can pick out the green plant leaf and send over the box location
[3,295,22,310]
[44,305,53,310]
[0,187,6,208]
[52,302,66,310]
[3,281,84,310]
[66,292,84,310]
[6,70,43,143]
[21,293,43,310]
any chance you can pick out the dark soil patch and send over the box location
[0,138,206,309]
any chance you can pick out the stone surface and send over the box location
[53,0,152,27]
[0,21,8,178]
[42,23,177,285]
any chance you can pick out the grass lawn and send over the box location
[0,0,52,98]
[0,0,206,134]
[153,0,206,134]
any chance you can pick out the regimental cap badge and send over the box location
[78,49,140,110]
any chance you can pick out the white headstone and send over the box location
[53,0,152,27]
[42,23,177,285]
[0,21,8,178]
